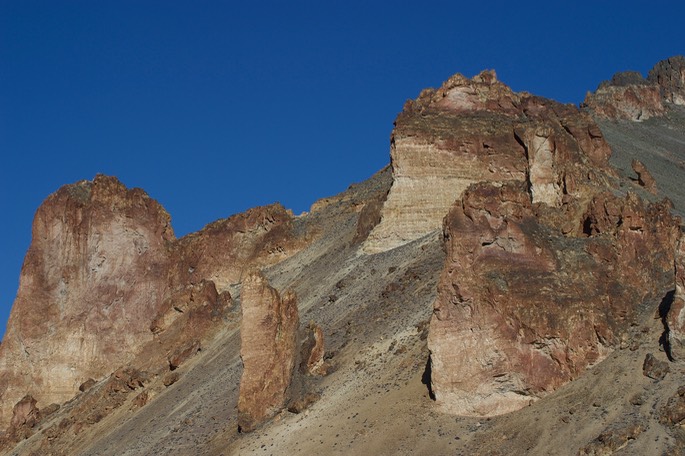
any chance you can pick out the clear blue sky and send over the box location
[1,1,683,338]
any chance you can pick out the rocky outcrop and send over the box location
[583,55,685,120]
[582,71,665,121]
[363,70,614,253]
[237,271,299,433]
[425,71,681,416]
[631,159,658,194]
[0,176,301,430]
[0,175,174,428]
[667,233,685,360]
[648,55,685,105]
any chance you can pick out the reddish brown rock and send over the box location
[364,70,614,253]
[300,322,327,376]
[237,271,299,432]
[429,181,679,415]
[582,72,665,121]
[648,55,685,105]
[0,175,174,428]
[583,56,685,120]
[168,340,201,371]
[631,159,658,194]
[668,233,685,360]
[643,353,669,381]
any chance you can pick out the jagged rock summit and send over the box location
[583,55,685,120]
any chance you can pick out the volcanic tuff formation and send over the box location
[2,56,685,455]
[410,69,681,415]
[0,175,304,430]
[237,271,299,433]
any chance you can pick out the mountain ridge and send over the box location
[2,56,685,455]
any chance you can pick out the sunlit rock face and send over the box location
[237,271,299,433]
[583,55,685,121]
[0,175,174,427]
[0,176,304,429]
[421,69,681,416]
[363,70,612,253]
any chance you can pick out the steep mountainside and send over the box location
[2,56,685,455]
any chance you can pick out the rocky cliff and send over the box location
[2,56,685,455]
[583,55,685,120]
[0,176,305,431]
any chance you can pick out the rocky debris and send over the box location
[631,159,658,194]
[0,395,41,444]
[668,233,685,360]
[0,175,174,428]
[168,340,201,371]
[300,322,327,376]
[237,271,299,433]
[583,55,685,120]
[287,392,321,414]
[648,55,685,105]
[79,379,97,393]
[578,421,644,455]
[660,386,685,426]
[642,353,669,380]
[427,96,680,416]
[162,372,179,387]
[364,69,615,253]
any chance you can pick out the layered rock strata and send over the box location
[237,271,299,432]
[422,68,681,416]
[363,70,613,253]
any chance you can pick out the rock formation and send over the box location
[426,72,680,416]
[583,56,685,120]
[237,271,299,433]
[0,176,302,430]
[667,233,685,360]
[0,175,174,428]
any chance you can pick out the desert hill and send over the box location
[2,56,685,455]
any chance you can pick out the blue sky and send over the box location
[1,1,683,338]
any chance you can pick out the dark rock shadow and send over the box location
[422,357,436,400]
[658,289,675,361]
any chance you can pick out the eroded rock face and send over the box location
[583,55,685,120]
[0,175,174,427]
[0,176,300,431]
[422,69,681,416]
[429,180,679,416]
[363,70,613,253]
[667,233,685,360]
[237,271,299,432]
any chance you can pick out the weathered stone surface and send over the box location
[300,322,327,376]
[0,174,300,431]
[0,175,174,428]
[648,55,685,105]
[583,55,685,120]
[429,172,679,415]
[168,204,300,294]
[582,72,665,121]
[364,70,614,253]
[631,159,658,194]
[578,421,644,455]
[668,233,685,360]
[643,353,669,381]
[660,385,685,426]
[237,271,299,433]
[428,82,679,415]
